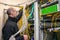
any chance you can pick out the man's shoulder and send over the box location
[4,20,16,28]
[6,20,16,25]
[3,21,15,31]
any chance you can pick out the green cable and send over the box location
[28,4,34,19]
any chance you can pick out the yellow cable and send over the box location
[24,7,34,40]
[55,13,59,28]
[51,13,58,32]
[44,21,47,40]
[54,13,60,32]
[52,13,60,32]
[51,13,59,28]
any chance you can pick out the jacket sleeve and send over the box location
[16,10,23,21]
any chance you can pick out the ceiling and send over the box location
[0,0,31,5]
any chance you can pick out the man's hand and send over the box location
[23,35,28,40]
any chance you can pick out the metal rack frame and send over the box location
[34,1,40,40]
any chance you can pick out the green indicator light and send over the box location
[41,4,58,15]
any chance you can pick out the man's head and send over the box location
[7,8,19,18]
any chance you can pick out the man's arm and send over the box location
[16,9,23,21]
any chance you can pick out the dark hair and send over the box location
[7,10,11,15]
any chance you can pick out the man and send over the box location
[2,8,24,40]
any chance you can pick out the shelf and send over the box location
[41,0,58,8]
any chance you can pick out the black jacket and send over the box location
[2,10,24,40]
